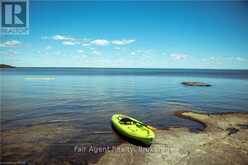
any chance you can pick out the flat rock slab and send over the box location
[93,112,248,165]
[181,81,211,87]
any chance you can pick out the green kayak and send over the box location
[111,114,155,145]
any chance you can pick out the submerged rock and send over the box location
[181,81,211,87]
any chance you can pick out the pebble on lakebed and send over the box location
[181,81,211,87]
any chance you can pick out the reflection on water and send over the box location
[1,68,248,164]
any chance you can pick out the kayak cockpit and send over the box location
[119,117,135,125]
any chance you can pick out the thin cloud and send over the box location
[0,50,17,56]
[91,50,101,55]
[131,51,136,55]
[43,35,135,47]
[169,53,188,60]
[45,45,52,50]
[0,40,21,47]
[90,39,110,46]
[43,35,80,45]
[51,35,77,42]
[113,47,121,50]
[81,43,90,47]
[204,56,247,63]
[227,56,247,62]
[77,49,84,53]
[112,39,135,45]
[62,41,80,45]
[129,49,153,56]
[235,57,246,62]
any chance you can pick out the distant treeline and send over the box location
[0,64,15,68]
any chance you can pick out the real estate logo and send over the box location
[0,0,29,35]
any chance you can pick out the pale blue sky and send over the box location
[1,1,248,69]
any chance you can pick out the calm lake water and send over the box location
[1,68,248,163]
[2,68,248,129]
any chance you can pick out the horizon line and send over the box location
[1,65,248,71]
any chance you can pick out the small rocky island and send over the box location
[0,64,15,68]
[181,81,211,87]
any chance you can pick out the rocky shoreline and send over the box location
[93,111,248,165]
[1,111,248,164]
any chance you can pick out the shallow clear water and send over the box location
[1,68,248,160]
